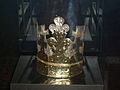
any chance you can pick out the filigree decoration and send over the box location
[38,16,85,62]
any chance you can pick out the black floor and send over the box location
[0,56,18,90]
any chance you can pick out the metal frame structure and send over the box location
[83,0,103,56]
[17,0,37,55]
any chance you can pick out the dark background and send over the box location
[0,0,120,90]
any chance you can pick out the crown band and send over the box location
[36,57,83,67]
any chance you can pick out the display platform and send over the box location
[10,56,103,90]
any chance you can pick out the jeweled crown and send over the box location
[36,16,85,78]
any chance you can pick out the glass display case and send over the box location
[11,0,104,90]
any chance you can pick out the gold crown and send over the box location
[36,16,85,78]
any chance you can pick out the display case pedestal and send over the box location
[11,55,103,90]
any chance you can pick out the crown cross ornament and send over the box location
[36,16,85,78]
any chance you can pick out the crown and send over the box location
[36,16,85,78]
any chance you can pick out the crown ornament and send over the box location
[36,16,85,78]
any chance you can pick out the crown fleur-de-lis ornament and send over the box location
[49,17,69,34]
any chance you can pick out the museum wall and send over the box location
[0,1,19,89]
[0,0,19,57]
[103,0,120,90]
[103,0,120,56]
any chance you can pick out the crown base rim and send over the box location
[36,57,83,78]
